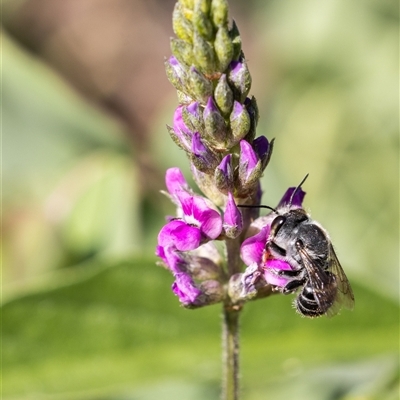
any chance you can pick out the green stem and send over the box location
[222,236,243,400]
[222,305,240,400]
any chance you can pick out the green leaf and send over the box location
[2,256,398,399]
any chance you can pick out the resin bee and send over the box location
[242,175,355,317]
[264,176,354,317]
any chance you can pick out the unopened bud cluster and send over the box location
[165,0,273,207]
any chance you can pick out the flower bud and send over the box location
[177,90,193,104]
[179,0,194,21]
[229,20,242,60]
[192,5,213,40]
[165,56,188,94]
[223,192,243,239]
[238,140,262,190]
[181,254,222,281]
[230,101,250,143]
[214,74,233,116]
[253,136,274,171]
[194,0,210,14]
[190,132,220,173]
[173,2,193,43]
[214,154,234,194]
[203,96,228,145]
[193,31,216,74]
[240,263,262,299]
[197,280,224,305]
[182,101,204,132]
[188,66,213,103]
[167,105,194,151]
[211,0,229,27]
[228,262,274,304]
[243,96,258,142]
[214,26,234,72]
[171,37,194,66]
[228,58,251,102]
[179,0,195,11]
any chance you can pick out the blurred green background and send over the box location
[2,0,399,399]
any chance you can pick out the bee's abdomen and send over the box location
[295,285,325,317]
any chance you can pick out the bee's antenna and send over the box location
[289,173,309,206]
[238,204,278,213]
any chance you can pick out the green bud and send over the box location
[203,96,228,145]
[214,154,234,194]
[214,26,234,72]
[181,254,222,281]
[228,57,252,103]
[195,0,211,14]
[243,96,259,142]
[211,0,229,27]
[188,66,213,103]
[182,102,204,132]
[171,38,194,66]
[230,101,251,143]
[214,74,233,116]
[173,3,193,43]
[192,8,214,40]
[229,20,242,60]
[177,90,194,104]
[179,0,194,10]
[165,57,188,94]
[239,159,262,191]
[198,280,224,304]
[193,32,216,74]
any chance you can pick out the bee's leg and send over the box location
[277,269,302,277]
[282,278,306,295]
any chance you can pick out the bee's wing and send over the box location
[296,245,338,316]
[326,244,355,314]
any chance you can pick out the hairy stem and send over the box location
[222,235,244,400]
[222,304,240,400]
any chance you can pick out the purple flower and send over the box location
[277,186,306,208]
[156,244,185,273]
[240,225,270,267]
[156,244,223,306]
[263,259,294,287]
[165,167,190,196]
[172,272,202,305]
[158,168,223,252]
[223,192,243,238]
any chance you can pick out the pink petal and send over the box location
[165,168,188,195]
[240,226,270,266]
[158,220,201,251]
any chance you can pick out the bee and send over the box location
[242,175,355,317]
[263,175,354,317]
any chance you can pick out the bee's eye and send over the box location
[270,215,286,236]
